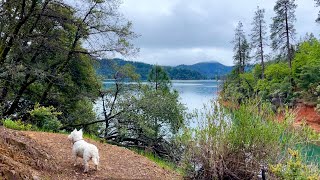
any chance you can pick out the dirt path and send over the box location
[0,127,181,180]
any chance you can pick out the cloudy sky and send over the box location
[119,0,319,66]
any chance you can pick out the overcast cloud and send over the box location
[119,0,319,66]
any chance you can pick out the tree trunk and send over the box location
[101,93,109,137]
[0,79,10,104]
[3,75,36,116]
[284,6,291,69]
[238,37,242,74]
[259,17,265,79]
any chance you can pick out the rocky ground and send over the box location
[0,127,181,180]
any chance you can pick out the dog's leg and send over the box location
[83,159,89,173]
[92,156,99,171]
[73,154,78,166]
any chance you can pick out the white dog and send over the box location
[68,129,99,173]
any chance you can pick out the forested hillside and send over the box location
[177,61,233,79]
[96,58,232,80]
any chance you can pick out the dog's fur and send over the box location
[68,129,99,172]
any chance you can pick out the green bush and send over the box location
[270,148,320,179]
[29,103,62,132]
[265,62,291,83]
[2,119,32,131]
[316,85,320,113]
[180,99,320,179]
[293,38,320,103]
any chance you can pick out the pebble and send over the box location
[33,175,40,180]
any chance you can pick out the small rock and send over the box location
[10,170,16,175]
[33,175,40,180]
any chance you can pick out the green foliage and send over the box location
[98,63,186,161]
[293,39,320,102]
[65,99,100,134]
[232,21,251,74]
[222,61,295,105]
[222,70,256,104]
[270,149,320,180]
[265,62,291,82]
[83,133,103,142]
[316,85,320,113]
[180,99,320,179]
[0,0,135,130]
[29,103,62,132]
[134,87,185,136]
[270,0,296,64]
[148,65,171,91]
[2,119,32,131]
[130,148,184,175]
[253,64,263,80]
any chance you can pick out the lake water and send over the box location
[171,80,220,112]
[101,80,220,113]
[99,80,220,128]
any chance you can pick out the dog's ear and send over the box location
[73,128,77,132]
[79,128,83,133]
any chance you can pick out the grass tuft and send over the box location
[130,148,184,176]
[1,119,33,131]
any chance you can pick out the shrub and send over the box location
[265,62,291,83]
[293,39,320,103]
[316,85,320,113]
[180,99,319,179]
[29,103,62,132]
[270,148,320,179]
[2,119,32,131]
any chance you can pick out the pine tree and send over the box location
[233,21,250,74]
[315,0,320,22]
[270,0,297,69]
[251,7,267,79]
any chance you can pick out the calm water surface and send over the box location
[171,80,220,112]
[102,80,220,113]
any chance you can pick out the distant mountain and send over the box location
[177,62,233,79]
[96,58,232,80]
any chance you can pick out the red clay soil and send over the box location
[276,103,320,132]
[293,104,320,132]
[221,100,320,132]
[0,127,181,180]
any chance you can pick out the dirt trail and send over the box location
[0,127,181,180]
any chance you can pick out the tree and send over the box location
[270,0,297,69]
[293,38,320,101]
[64,63,185,160]
[148,65,171,91]
[251,7,267,79]
[0,0,137,128]
[315,0,320,22]
[232,21,250,74]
